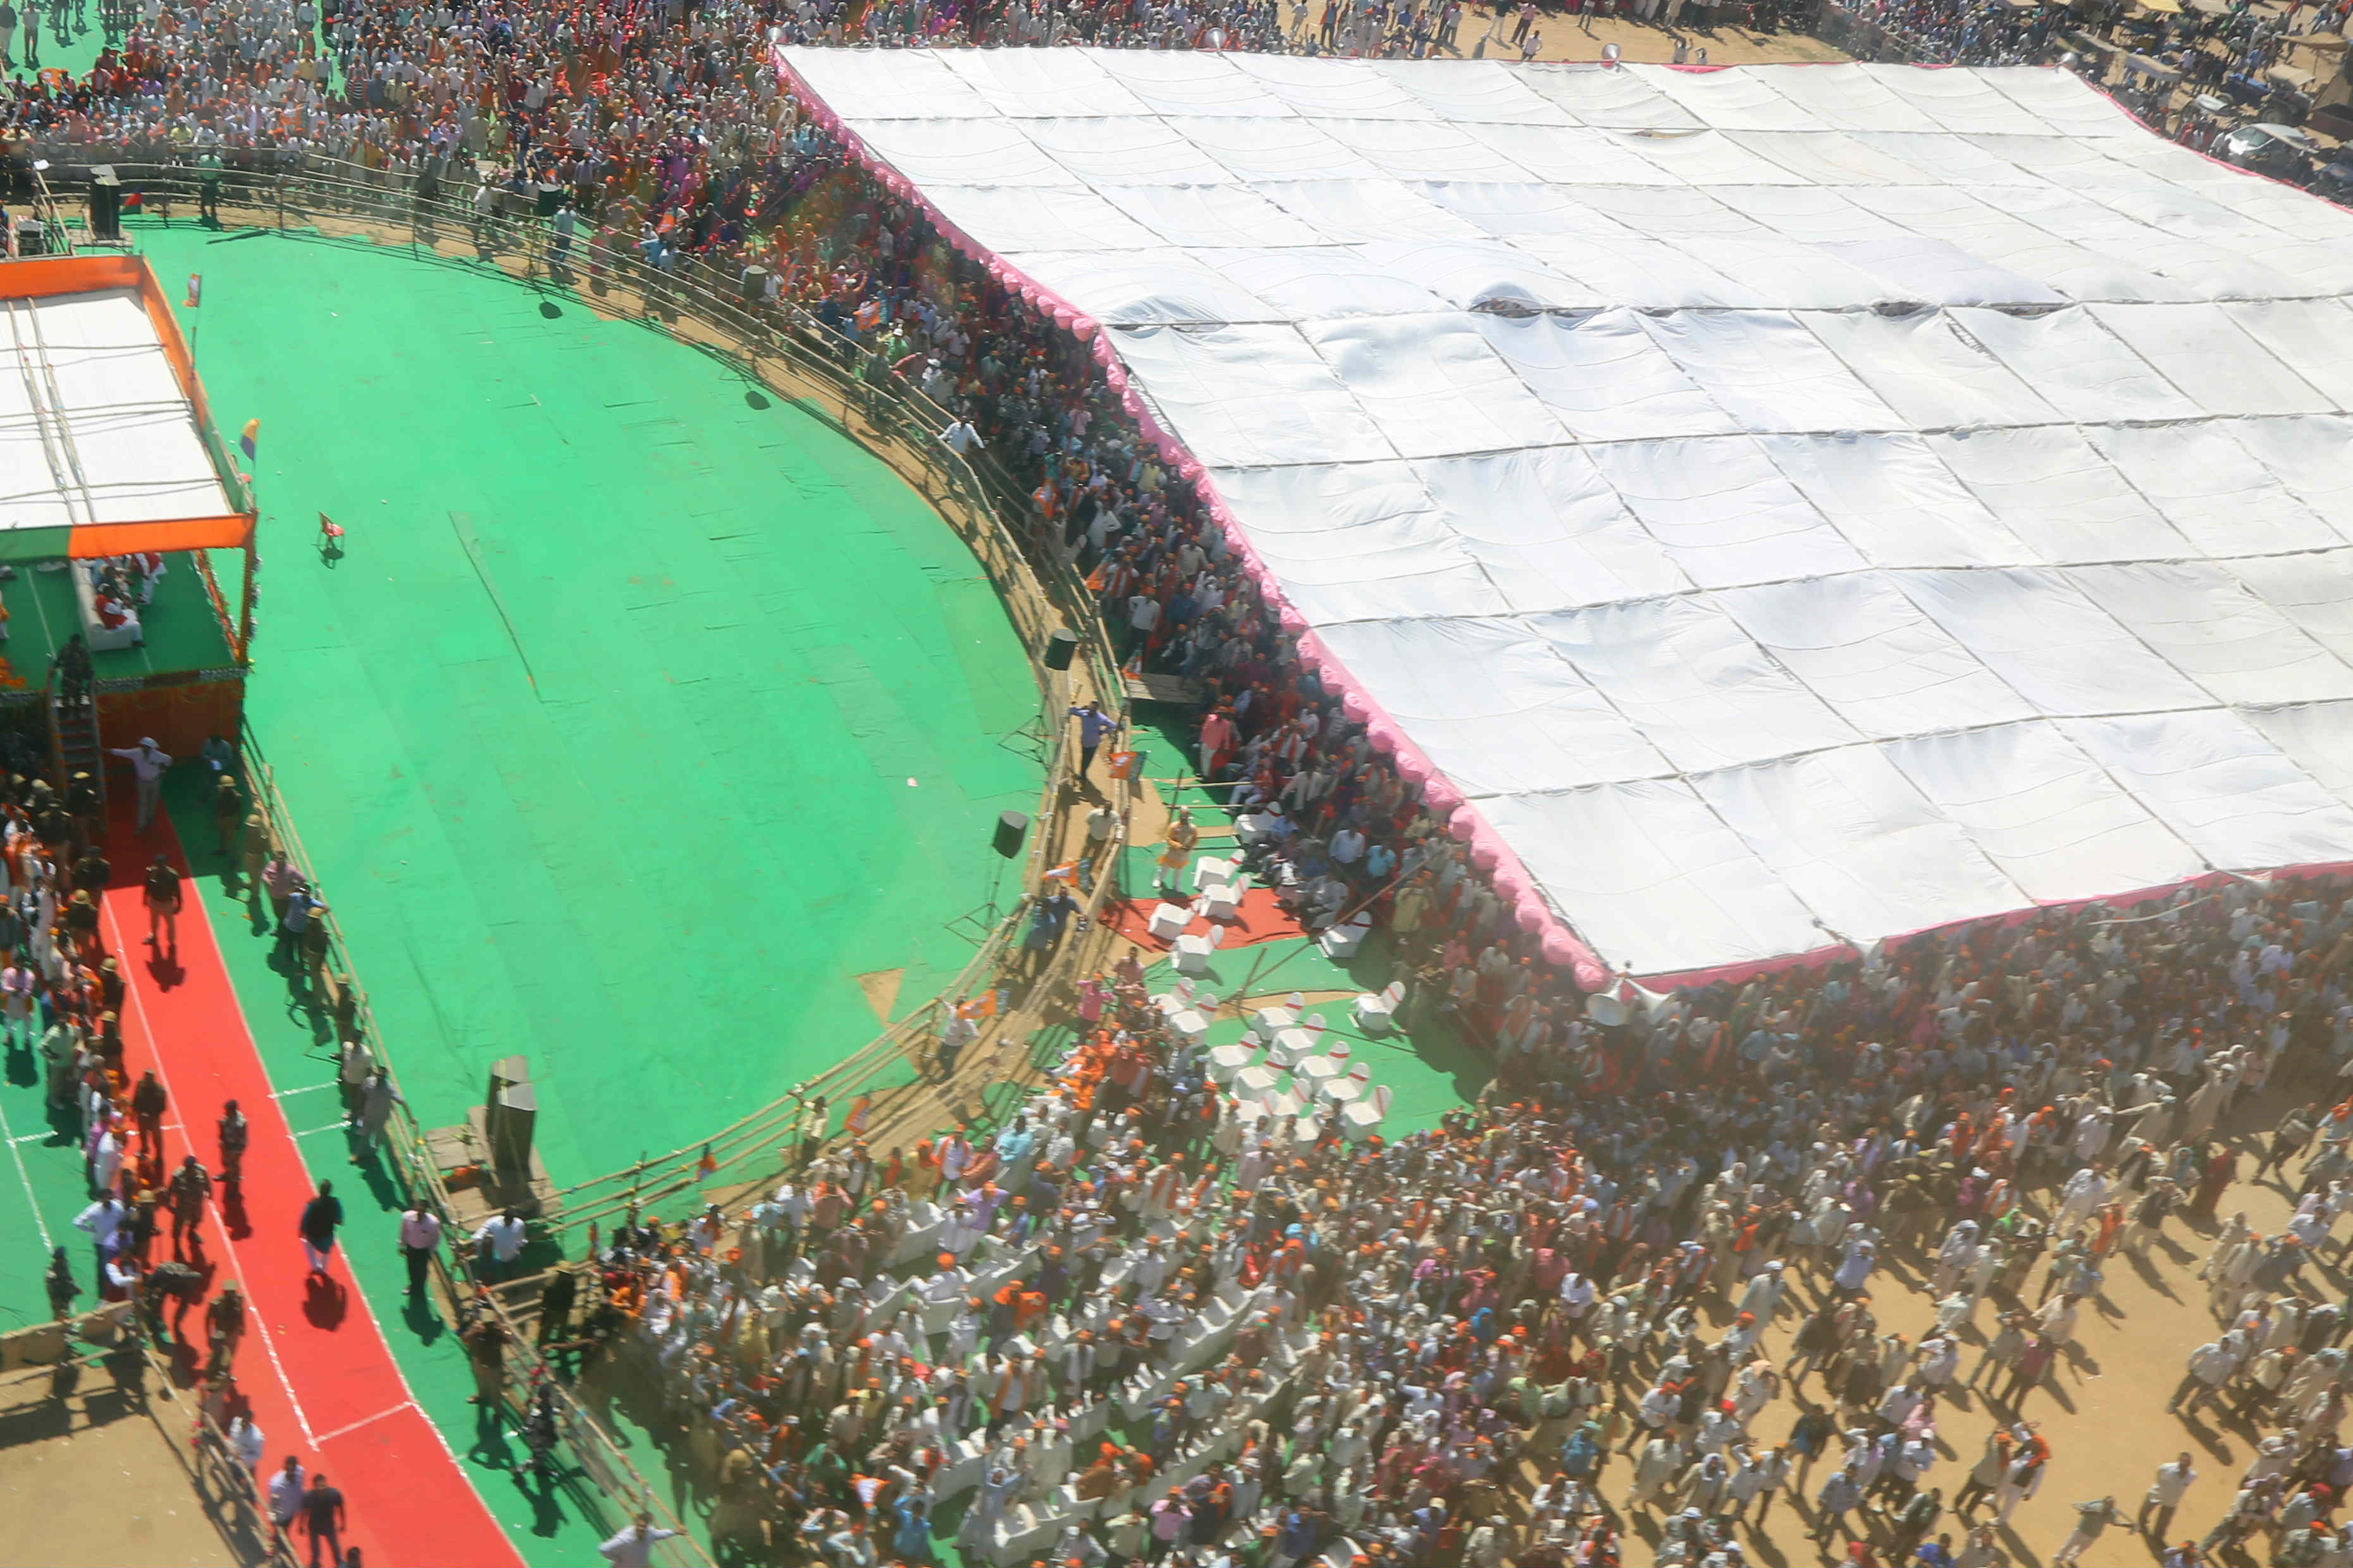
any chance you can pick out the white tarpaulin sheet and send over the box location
[788,49,2353,981]
[0,288,230,530]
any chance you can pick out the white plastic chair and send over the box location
[1170,1008,1212,1045]
[1200,875,1247,922]
[1173,924,1226,975]
[1149,903,1193,942]
[1153,977,1197,1016]
[1295,1054,1340,1095]
[1207,1041,1258,1085]
[1233,1063,1281,1103]
[1325,1042,1352,1070]
[1353,980,1406,1035]
[1193,855,1238,892]
[1320,1062,1372,1109]
[1342,1085,1393,1141]
[1319,911,1372,960]
[1250,993,1307,1034]
[1266,1027,1318,1070]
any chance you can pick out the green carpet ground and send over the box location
[136,215,1043,1187]
[0,216,1042,1561]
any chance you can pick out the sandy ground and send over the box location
[1536,1079,2345,1567]
[0,1361,237,1567]
[1281,6,1854,64]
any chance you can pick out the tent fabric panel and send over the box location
[1313,616,1672,794]
[1712,572,2037,738]
[1533,595,1863,772]
[2059,710,2353,870]
[1880,720,2207,901]
[1478,781,1829,975]
[1690,744,2032,943]
[1411,448,1693,614]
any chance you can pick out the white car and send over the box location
[2218,122,2320,178]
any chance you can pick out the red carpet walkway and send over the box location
[99,801,522,1568]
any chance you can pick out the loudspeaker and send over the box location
[993,811,1029,860]
[488,1082,537,1172]
[87,166,121,242]
[485,1054,529,1108]
[1044,629,1078,671]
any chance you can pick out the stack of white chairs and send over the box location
[1192,855,1237,892]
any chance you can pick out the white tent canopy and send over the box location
[787,49,2353,982]
[0,287,232,534]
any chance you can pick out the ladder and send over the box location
[48,681,104,816]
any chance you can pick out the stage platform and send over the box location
[0,252,251,761]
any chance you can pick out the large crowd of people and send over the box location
[574,866,2353,1568]
[7,0,2353,1558]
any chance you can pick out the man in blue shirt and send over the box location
[1068,701,1118,781]
[1911,1534,1957,1568]
[274,884,321,965]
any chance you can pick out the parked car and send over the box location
[2312,159,2353,207]
[2217,122,2320,180]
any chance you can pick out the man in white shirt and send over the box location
[107,738,173,830]
[939,417,982,457]
[471,1208,528,1282]
[265,1455,307,1540]
[220,1413,265,1475]
[398,1204,443,1297]
[2139,1452,2196,1541]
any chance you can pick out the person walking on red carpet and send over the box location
[266,1455,306,1548]
[143,853,182,953]
[300,1472,348,1568]
[299,1180,342,1275]
[166,1154,211,1259]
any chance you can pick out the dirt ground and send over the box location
[1459,8,1851,63]
[1555,1081,2344,1567]
[1280,5,1855,65]
[0,1359,237,1567]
